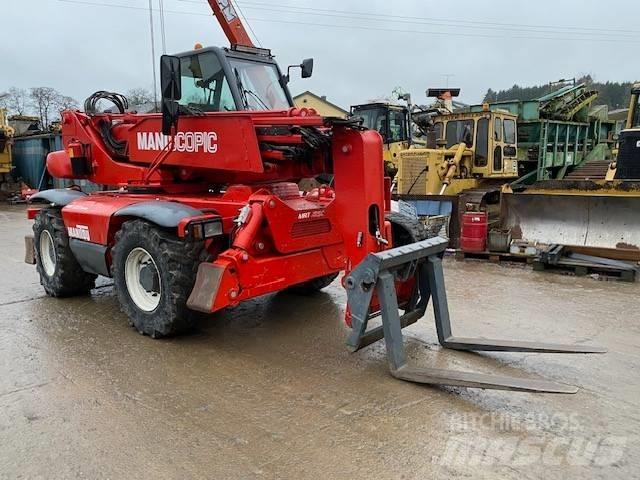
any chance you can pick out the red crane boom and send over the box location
[206,0,254,47]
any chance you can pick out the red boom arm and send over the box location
[207,0,254,47]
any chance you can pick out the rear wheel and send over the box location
[386,212,428,309]
[386,211,427,246]
[33,208,97,297]
[112,220,205,338]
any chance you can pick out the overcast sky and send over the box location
[1,0,637,110]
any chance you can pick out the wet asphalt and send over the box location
[0,205,638,479]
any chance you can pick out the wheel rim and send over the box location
[39,230,57,277]
[124,247,162,312]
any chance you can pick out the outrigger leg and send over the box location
[345,237,605,394]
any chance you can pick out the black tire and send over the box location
[111,220,205,338]
[386,212,428,310]
[33,208,97,297]
[386,211,428,246]
[289,272,339,294]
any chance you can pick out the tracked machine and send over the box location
[501,83,640,250]
[25,0,603,393]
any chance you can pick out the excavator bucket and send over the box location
[502,188,640,249]
[345,237,605,393]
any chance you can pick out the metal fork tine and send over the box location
[425,256,607,354]
[439,337,607,353]
[392,365,578,393]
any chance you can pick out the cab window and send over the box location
[493,146,503,172]
[433,122,443,140]
[494,117,502,141]
[475,118,489,167]
[504,119,516,144]
[180,51,236,111]
[446,120,474,148]
[633,96,640,128]
[228,57,290,110]
[388,110,407,143]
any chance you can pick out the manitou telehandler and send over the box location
[25,0,603,393]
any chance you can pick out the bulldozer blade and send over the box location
[391,365,578,393]
[424,255,607,354]
[502,190,640,250]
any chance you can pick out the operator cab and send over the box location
[350,103,411,177]
[432,110,520,178]
[350,103,410,145]
[160,45,313,134]
[168,45,313,113]
[614,85,640,180]
[630,86,640,129]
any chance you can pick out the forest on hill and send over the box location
[482,76,635,110]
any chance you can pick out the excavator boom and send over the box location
[206,0,254,47]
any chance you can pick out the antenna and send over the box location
[148,0,159,110]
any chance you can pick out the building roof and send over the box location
[293,91,348,115]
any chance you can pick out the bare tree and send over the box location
[126,87,155,107]
[30,87,60,129]
[0,87,30,116]
[55,95,79,111]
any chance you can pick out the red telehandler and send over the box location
[25,0,603,393]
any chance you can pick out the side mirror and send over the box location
[285,58,314,84]
[160,55,182,136]
[301,58,314,78]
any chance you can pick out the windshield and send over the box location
[353,107,389,141]
[228,58,290,111]
[445,120,474,148]
[179,51,237,112]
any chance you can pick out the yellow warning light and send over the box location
[194,43,203,50]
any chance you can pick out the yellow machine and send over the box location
[0,108,14,177]
[350,102,411,177]
[396,109,519,196]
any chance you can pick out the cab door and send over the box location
[489,114,518,177]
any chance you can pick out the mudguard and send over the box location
[29,189,87,207]
[114,200,203,228]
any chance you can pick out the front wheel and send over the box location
[111,220,205,338]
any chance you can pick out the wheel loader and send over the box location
[24,0,603,393]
